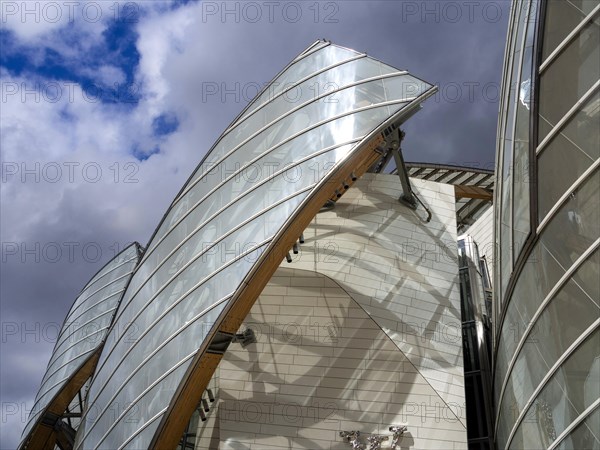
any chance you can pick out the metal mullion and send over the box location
[494,237,600,433]
[77,287,233,446]
[505,320,599,449]
[171,70,408,208]
[547,399,600,450]
[537,160,600,234]
[536,81,600,155]
[539,3,600,73]
[94,185,315,383]
[116,406,168,450]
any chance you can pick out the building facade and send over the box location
[493,0,599,449]
[192,173,470,449]
[21,41,477,450]
[18,1,600,447]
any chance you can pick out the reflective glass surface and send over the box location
[555,406,600,450]
[509,329,600,450]
[20,244,140,442]
[494,1,600,447]
[538,91,600,220]
[538,16,600,142]
[74,41,435,450]
[496,252,599,449]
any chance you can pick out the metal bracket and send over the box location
[231,328,257,348]
[207,331,235,355]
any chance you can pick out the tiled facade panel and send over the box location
[194,173,467,449]
[293,173,466,425]
[205,268,467,450]
[464,206,494,265]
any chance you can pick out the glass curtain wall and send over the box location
[493,1,600,449]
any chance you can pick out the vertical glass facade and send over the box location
[493,1,600,449]
[459,237,494,449]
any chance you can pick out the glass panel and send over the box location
[495,171,599,402]
[537,92,600,220]
[512,0,538,263]
[496,254,600,449]
[541,168,600,271]
[494,241,564,403]
[127,105,398,305]
[241,44,361,120]
[156,72,422,243]
[542,0,597,60]
[53,294,122,357]
[75,304,227,449]
[556,406,600,450]
[509,329,600,450]
[92,363,187,450]
[538,18,600,142]
[62,264,131,328]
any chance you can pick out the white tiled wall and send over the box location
[195,173,467,449]
[292,174,466,423]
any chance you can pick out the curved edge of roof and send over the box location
[138,39,435,275]
[17,349,101,450]
[149,86,438,448]
[73,242,144,301]
[41,242,144,363]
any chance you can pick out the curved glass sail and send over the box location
[74,40,436,450]
[19,243,141,448]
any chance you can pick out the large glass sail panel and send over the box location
[18,243,141,448]
[75,41,436,450]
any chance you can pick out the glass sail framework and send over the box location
[493,1,600,449]
[59,40,437,450]
[19,243,142,450]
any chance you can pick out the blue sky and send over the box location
[0,1,510,448]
